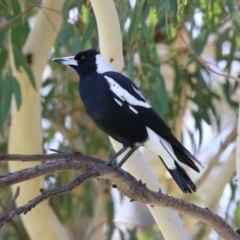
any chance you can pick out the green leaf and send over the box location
[125,52,134,80]
[59,24,75,47]
[169,0,178,25]
[10,74,22,110]
[0,142,7,153]
[176,0,187,25]
[143,69,168,117]
[11,23,24,49]
[0,28,7,44]
[0,73,12,129]
[12,45,25,70]
[76,0,83,14]
[235,202,240,225]
[193,111,203,146]
[11,45,36,89]
[127,1,144,51]
[157,0,170,14]
[0,48,7,71]
[42,78,56,87]
[11,0,21,16]
[72,29,81,54]
[67,80,78,106]
[81,15,96,49]
[23,65,36,89]
[195,27,209,56]
[226,1,240,30]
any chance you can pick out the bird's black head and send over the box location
[52,49,113,77]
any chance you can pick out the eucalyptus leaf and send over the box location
[1,73,12,129]
[11,0,21,16]
[10,74,22,110]
[81,15,96,49]
[0,48,7,71]
[23,65,36,89]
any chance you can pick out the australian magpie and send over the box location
[52,49,202,193]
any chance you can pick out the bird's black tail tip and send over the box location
[160,157,196,193]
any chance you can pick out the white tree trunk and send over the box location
[89,0,191,239]
[8,1,69,239]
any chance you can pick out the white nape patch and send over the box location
[114,97,138,113]
[114,98,123,106]
[96,54,114,74]
[145,127,180,170]
[105,76,151,108]
[52,56,78,66]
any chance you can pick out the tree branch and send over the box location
[0,170,98,228]
[0,153,239,240]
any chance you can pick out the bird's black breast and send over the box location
[79,72,148,146]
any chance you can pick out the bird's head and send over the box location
[52,49,113,76]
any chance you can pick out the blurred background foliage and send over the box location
[0,0,240,239]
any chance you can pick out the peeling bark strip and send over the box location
[0,153,239,240]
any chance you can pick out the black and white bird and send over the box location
[52,49,202,193]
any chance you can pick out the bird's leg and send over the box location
[105,146,129,166]
[117,145,139,168]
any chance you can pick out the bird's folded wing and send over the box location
[104,72,202,170]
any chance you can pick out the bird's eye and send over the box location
[80,55,86,61]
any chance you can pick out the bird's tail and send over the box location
[159,156,196,193]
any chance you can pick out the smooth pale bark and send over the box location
[89,0,191,239]
[8,1,69,239]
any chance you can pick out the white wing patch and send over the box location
[95,54,114,74]
[105,76,151,109]
[114,98,123,106]
[114,98,138,113]
[132,85,146,100]
[129,105,138,113]
[145,127,181,170]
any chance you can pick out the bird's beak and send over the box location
[52,56,78,66]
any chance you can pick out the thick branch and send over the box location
[0,153,239,240]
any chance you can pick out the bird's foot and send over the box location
[105,157,117,166]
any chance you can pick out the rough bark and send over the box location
[0,152,239,240]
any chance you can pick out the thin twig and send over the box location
[177,29,240,83]
[0,6,35,29]
[0,170,97,228]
